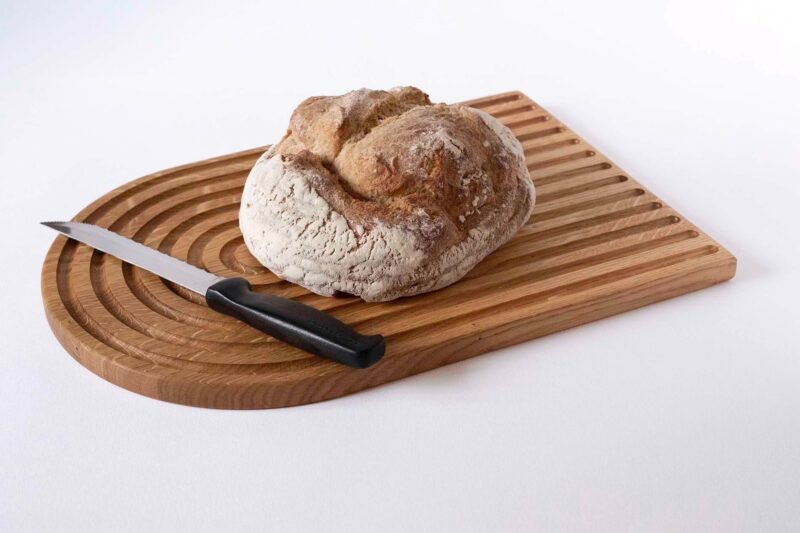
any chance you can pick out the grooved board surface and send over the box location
[41,91,736,409]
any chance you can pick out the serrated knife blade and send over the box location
[42,221,224,294]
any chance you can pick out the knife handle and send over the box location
[205,278,385,369]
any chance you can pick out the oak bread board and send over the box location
[41,91,736,409]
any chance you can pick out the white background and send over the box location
[2,1,799,531]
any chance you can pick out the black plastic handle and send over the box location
[206,278,385,368]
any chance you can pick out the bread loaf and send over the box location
[239,87,535,302]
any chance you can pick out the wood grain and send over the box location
[40,91,736,409]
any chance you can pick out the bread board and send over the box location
[41,91,736,409]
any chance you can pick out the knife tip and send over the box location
[41,221,70,233]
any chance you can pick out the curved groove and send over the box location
[90,250,281,356]
[124,263,226,328]
[250,279,301,293]
[159,203,240,254]
[79,154,257,226]
[56,245,202,371]
[77,170,301,358]
[231,241,269,272]
[54,247,310,373]
[158,217,243,305]
[186,219,240,269]
[121,200,244,325]
[99,179,246,316]
[105,171,245,233]
[91,172,280,341]
[124,185,243,242]
[220,236,265,275]
[54,212,194,370]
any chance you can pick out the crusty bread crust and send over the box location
[239,87,535,302]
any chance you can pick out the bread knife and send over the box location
[41,221,385,368]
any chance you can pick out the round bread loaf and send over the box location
[239,87,535,302]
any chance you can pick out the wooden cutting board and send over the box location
[41,91,736,409]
